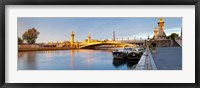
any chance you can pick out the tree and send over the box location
[22,28,40,44]
[168,33,179,41]
[18,37,23,44]
[150,35,155,40]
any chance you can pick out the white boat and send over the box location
[131,48,144,55]
[127,51,141,60]
[112,49,128,59]
[112,47,144,59]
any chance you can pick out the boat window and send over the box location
[132,49,136,51]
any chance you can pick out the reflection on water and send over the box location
[18,49,139,70]
[18,51,37,70]
[113,58,139,70]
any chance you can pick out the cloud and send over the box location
[165,27,181,36]
[121,27,181,40]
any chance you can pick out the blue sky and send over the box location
[18,17,182,43]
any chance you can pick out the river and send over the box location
[18,49,139,70]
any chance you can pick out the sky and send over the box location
[18,17,182,43]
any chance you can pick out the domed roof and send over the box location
[159,18,164,22]
[71,31,74,35]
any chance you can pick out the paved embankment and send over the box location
[18,47,73,51]
[135,48,157,70]
[152,47,182,70]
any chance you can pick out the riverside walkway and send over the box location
[135,48,157,70]
[135,47,182,70]
[152,47,182,70]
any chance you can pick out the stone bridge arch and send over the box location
[151,43,156,47]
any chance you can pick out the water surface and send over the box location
[18,49,139,70]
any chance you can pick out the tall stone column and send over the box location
[113,31,115,41]
[70,31,75,47]
[88,34,91,43]
[158,18,166,39]
[154,27,158,40]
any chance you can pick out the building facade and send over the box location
[147,18,171,47]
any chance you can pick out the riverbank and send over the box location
[18,47,75,52]
[18,47,124,52]
[135,47,157,70]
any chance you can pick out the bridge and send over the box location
[79,41,137,49]
[119,40,145,45]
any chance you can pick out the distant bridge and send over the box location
[119,40,145,45]
[79,41,136,49]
